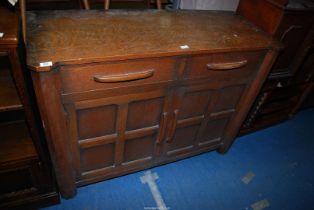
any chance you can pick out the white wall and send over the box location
[180,0,240,11]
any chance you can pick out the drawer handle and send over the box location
[166,109,179,143]
[207,60,247,70]
[156,112,168,144]
[93,69,155,83]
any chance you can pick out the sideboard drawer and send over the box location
[184,51,265,81]
[60,58,177,94]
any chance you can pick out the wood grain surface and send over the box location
[26,10,280,71]
[27,10,281,198]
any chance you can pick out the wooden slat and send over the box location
[114,104,128,166]
[0,58,23,112]
[65,104,81,178]
[125,125,159,140]
[79,134,118,148]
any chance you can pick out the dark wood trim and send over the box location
[219,50,279,153]
[31,71,76,198]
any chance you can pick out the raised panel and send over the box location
[80,143,115,172]
[178,90,211,120]
[168,125,199,154]
[123,135,156,163]
[77,105,117,140]
[201,118,230,144]
[212,85,245,113]
[126,97,163,130]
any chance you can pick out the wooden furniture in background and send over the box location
[27,10,280,198]
[26,0,82,10]
[294,27,314,111]
[238,0,314,134]
[19,0,27,44]
[83,0,109,9]
[82,0,162,9]
[24,0,165,10]
[0,7,59,209]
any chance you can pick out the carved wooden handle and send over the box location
[94,69,154,83]
[207,60,247,70]
[166,109,179,143]
[156,112,168,144]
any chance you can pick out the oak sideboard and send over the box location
[26,10,280,198]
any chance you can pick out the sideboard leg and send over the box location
[31,71,77,198]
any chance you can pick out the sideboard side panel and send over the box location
[219,50,279,153]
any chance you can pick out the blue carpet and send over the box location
[43,108,314,210]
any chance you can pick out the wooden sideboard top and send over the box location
[0,7,18,46]
[26,10,280,72]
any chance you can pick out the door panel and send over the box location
[80,143,115,172]
[212,86,245,113]
[164,84,211,156]
[126,98,163,130]
[124,134,156,163]
[77,105,117,140]
[200,117,230,145]
[178,90,211,119]
[167,125,199,156]
[65,89,169,179]
[164,83,246,157]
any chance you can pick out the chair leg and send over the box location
[19,0,27,43]
[156,0,162,9]
[82,0,90,9]
[105,0,110,10]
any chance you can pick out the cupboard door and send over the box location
[164,83,247,157]
[64,88,170,182]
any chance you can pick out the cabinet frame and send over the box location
[31,49,278,198]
